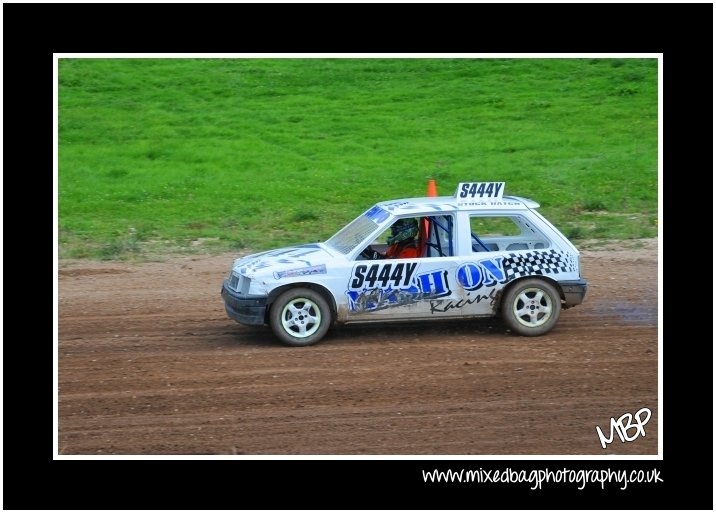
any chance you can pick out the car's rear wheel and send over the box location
[501,278,561,336]
[269,288,332,346]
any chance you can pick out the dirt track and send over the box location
[58,240,658,455]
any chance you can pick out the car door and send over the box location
[344,214,467,321]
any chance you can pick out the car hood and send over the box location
[232,243,338,279]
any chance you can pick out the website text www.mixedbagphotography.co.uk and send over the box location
[422,467,663,491]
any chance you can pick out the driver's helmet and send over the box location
[387,218,419,245]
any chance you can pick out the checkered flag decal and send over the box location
[503,249,575,281]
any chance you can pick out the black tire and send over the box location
[269,288,332,346]
[501,278,561,336]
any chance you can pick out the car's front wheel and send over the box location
[269,288,332,346]
[501,278,561,336]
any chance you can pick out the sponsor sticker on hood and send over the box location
[273,264,327,280]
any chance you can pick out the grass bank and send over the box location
[58,58,657,259]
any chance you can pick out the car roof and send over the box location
[375,195,540,216]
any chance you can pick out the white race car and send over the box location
[221,181,587,346]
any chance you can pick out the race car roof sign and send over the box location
[455,182,505,201]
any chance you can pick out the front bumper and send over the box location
[559,279,588,308]
[221,280,268,326]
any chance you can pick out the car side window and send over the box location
[357,215,456,260]
[470,215,551,252]
[358,217,423,260]
[422,215,455,258]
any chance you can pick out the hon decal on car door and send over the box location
[344,258,456,318]
[427,257,508,315]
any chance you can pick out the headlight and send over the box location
[229,272,240,290]
[228,272,251,294]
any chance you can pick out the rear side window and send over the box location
[470,214,551,252]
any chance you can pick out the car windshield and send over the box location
[325,205,388,254]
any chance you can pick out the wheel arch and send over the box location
[498,275,565,309]
[265,282,338,324]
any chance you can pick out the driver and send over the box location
[361,218,420,259]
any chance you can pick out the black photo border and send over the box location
[4,2,711,510]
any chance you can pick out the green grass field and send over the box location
[58,58,658,260]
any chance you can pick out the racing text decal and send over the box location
[346,257,509,313]
[350,262,417,289]
[347,263,451,313]
[455,257,506,290]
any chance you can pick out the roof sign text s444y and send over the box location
[455,182,505,200]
